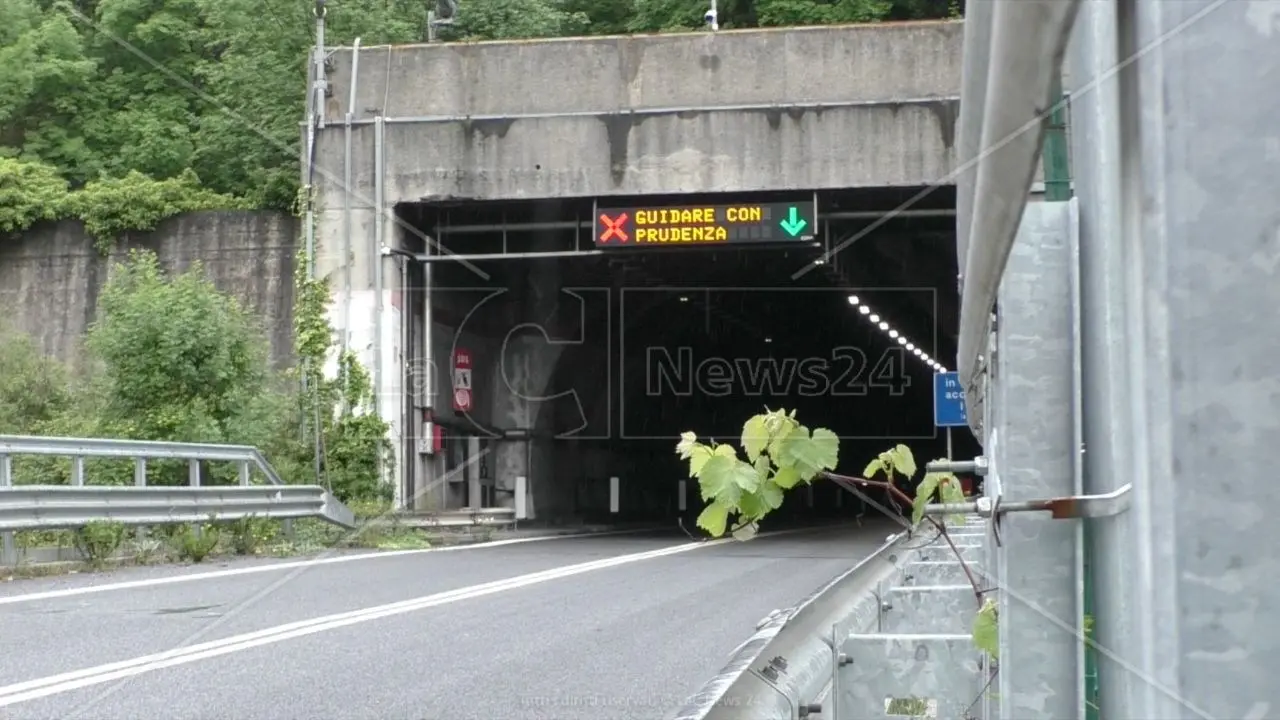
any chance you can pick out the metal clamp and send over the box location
[921,483,1132,521]
[924,456,989,476]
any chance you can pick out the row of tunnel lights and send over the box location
[846,294,948,373]
[676,293,948,373]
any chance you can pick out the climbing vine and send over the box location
[0,158,247,253]
[677,408,999,658]
[283,228,394,504]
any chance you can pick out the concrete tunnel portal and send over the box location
[393,187,977,528]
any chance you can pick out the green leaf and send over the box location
[890,444,917,478]
[688,444,714,477]
[697,455,742,505]
[939,474,967,525]
[778,425,840,480]
[729,458,763,493]
[676,431,698,459]
[741,413,769,461]
[863,457,884,478]
[696,501,731,537]
[757,478,784,510]
[738,490,767,520]
[973,598,999,658]
[772,465,802,490]
[912,472,942,525]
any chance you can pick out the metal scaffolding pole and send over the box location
[1068,0,1280,716]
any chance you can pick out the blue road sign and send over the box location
[933,372,969,427]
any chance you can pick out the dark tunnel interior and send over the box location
[398,187,980,528]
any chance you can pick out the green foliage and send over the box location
[911,464,966,525]
[174,522,220,562]
[73,520,126,566]
[446,0,589,39]
[63,169,247,253]
[676,407,838,537]
[0,157,245,252]
[0,321,71,434]
[0,156,68,234]
[683,410,1000,670]
[274,249,394,503]
[0,240,393,502]
[863,443,917,482]
[228,515,278,555]
[0,0,959,223]
[85,249,271,464]
[973,597,998,657]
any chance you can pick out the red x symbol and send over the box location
[599,213,629,243]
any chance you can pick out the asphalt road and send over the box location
[0,521,893,720]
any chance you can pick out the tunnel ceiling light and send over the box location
[846,295,941,374]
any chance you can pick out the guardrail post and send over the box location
[0,453,13,566]
[71,456,85,486]
[188,458,203,537]
[514,475,527,521]
[237,460,251,486]
[135,458,147,542]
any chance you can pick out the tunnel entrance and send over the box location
[393,188,978,528]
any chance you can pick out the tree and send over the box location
[0,0,959,218]
[85,249,273,448]
[0,322,71,434]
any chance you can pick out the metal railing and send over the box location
[671,518,989,720]
[0,435,357,564]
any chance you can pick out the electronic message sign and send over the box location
[594,200,817,248]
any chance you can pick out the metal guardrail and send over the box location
[954,0,1081,437]
[396,507,517,527]
[0,485,344,531]
[672,517,990,720]
[0,434,358,564]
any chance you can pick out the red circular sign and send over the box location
[453,388,472,411]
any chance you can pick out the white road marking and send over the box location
[0,537,732,707]
[0,527,658,606]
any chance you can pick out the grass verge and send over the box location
[1,500,503,582]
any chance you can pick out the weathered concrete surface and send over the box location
[329,23,962,120]
[0,212,298,370]
[314,103,957,202]
[316,21,965,203]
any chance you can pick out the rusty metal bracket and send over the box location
[921,483,1132,521]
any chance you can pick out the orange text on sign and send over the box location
[631,206,765,244]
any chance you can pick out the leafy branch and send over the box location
[676,408,999,659]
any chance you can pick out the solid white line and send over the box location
[0,527,659,607]
[0,537,731,707]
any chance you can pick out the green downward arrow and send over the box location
[779,206,808,237]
